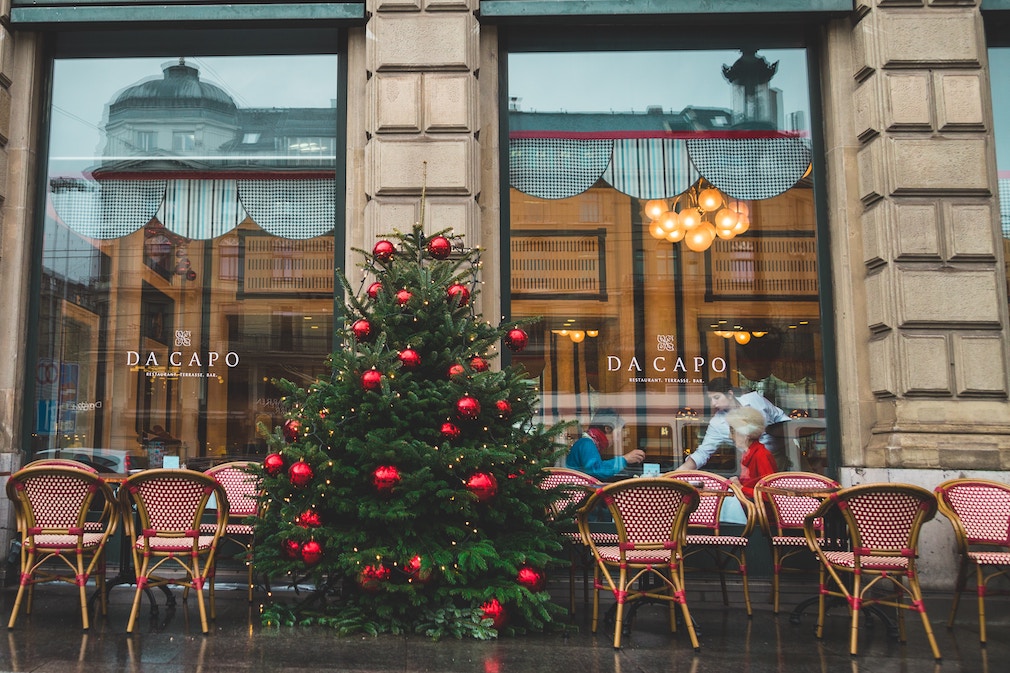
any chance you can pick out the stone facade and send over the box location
[1,0,1009,586]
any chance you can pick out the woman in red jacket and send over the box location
[726,405,778,499]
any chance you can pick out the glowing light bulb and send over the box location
[650,222,667,240]
[734,331,752,345]
[698,187,723,212]
[679,209,701,230]
[715,208,739,230]
[659,210,679,233]
[570,330,585,343]
[644,199,667,220]
[684,222,716,252]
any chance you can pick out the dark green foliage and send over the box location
[252,222,568,638]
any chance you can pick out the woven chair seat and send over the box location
[770,535,819,546]
[136,535,217,553]
[593,545,676,565]
[200,522,254,536]
[687,533,748,547]
[30,533,107,549]
[821,551,909,570]
[967,550,1010,566]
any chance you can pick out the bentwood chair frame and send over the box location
[6,465,118,630]
[802,483,941,660]
[540,467,606,615]
[934,477,1010,644]
[119,469,228,634]
[753,471,840,614]
[666,470,756,616]
[202,461,262,602]
[578,478,700,650]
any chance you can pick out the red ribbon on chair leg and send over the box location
[194,577,205,591]
[847,596,862,610]
[20,573,32,586]
[979,585,988,598]
[615,590,627,604]
[137,577,149,589]
[910,599,926,613]
[673,589,687,604]
[76,573,88,587]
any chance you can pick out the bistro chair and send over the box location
[934,478,1010,644]
[119,469,228,634]
[753,471,840,614]
[802,483,941,660]
[5,465,118,630]
[577,477,700,649]
[202,461,262,602]
[666,470,756,616]
[24,458,100,473]
[539,467,607,615]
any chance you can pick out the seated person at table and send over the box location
[727,405,778,499]
[564,410,645,480]
[676,377,790,472]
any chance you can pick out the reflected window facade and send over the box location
[33,54,339,469]
[991,47,1010,302]
[507,48,827,474]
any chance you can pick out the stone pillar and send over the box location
[841,1,1010,470]
[358,0,491,315]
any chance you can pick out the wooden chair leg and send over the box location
[740,550,752,617]
[948,557,969,628]
[977,565,988,645]
[7,552,33,629]
[815,565,827,640]
[772,548,782,614]
[849,576,863,657]
[612,567,627,649]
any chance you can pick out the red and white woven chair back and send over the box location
[606,481,697,546]
[540,468,600,518]
[840,485,936,554]
[14,470,96,531]
[760,472,839,532]
[936,480,1010,546]
[667,470,728,530]
[129,472,218,534]
[206,462,261,518]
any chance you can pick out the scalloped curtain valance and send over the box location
[49,174,336,241]
[508,131,812,202]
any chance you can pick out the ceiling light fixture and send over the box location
[645,178,751,252]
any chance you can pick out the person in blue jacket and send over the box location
[564,409,645,480]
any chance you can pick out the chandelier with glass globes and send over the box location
[645,178,751,252]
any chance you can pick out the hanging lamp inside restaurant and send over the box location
[645,178,750,252]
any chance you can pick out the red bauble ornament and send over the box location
[297,510,322,528]
[264,453,285,476]
[495,399,512,419]
[427,235,452,260]
[288,461,314,488]
[405,554,433,583]
[395,288,413,306]
[373,465,401,493]
[448,363,466,379]
[366,281,383,300]
[282,419,301,443]
[447,283,470,307]
[517,566,546,592]
[300,540,323,565]
[441,422,461,439]
[398,348,421,369]
[466,472,498,502]
[359,564,391,592]
[352,319,372,342]
[505,328,529,352]
[373,240,395,262]
[361,369,382,391]
[456,395,481,420]
[282,539,301,559]
[470,356,489,372]
[480,598,507,629]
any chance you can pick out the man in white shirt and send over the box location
[676,377,791,472]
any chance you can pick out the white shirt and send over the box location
[689,391,791,469]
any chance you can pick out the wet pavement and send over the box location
[1,569,1006,673]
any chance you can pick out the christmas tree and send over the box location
[251,212,567,638]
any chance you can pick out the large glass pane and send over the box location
[507,49,826,475]
[34,54,339,470]
[992,48,1010,301]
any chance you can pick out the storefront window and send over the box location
[33,53,339,470]
[507,48,827,474]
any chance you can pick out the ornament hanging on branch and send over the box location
[366,281,383,300]
[372,465,401,493]
[456,395,481,420]
[469,356,488,372]
[505,328,529,352]
[426,235,452,260]
[495,400,512,419]
[282,419,301,443]
[289,461,314,488]
[361,369,382,391]
[282,538,301,559]
[264,453,285,476]
[466,472,498,502]
[447,363,466,379]
[480,598,507,629]
[516,566,545,592]
[358,564,391,592]
[404,554,433,583]
[352,319,372,342]
[395,289,413,306]
[297,510,322,528]
[398,348,421,370]
[440,422,461,439]
[300,540,323,565]
[447,283,470,307]
[372,240,395,263]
